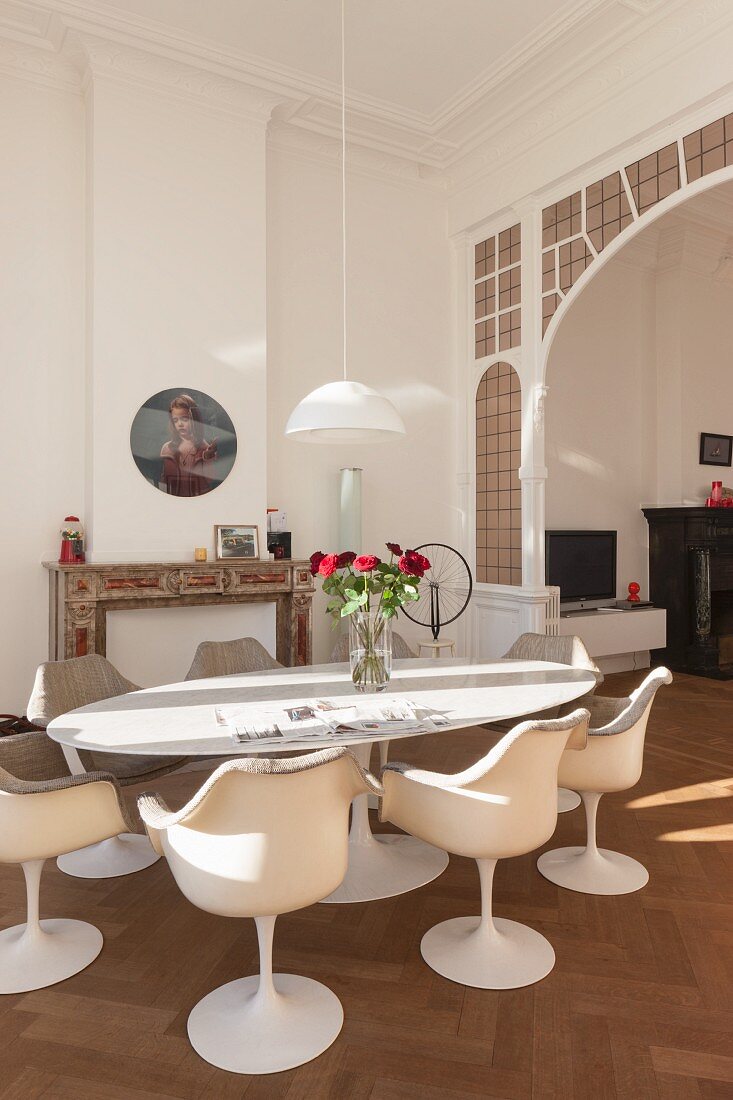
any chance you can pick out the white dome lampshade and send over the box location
[284,380,406,443]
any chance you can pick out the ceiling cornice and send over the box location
[444,0,733,196]
[69,30,284,123]
[0,0,732,192]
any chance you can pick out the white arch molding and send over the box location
[466,138,733,654]
[541,164,733,375]
[534,164,733,622]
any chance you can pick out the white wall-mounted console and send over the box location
[558,607,666,674]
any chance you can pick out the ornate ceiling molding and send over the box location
[0,31,76,88]
[0,0,732,190]
[267,121,446,193]
[444,0,733,196]
[68,31,284,123]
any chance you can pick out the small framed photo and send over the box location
[215,524,260,561]
[699,432,733,467]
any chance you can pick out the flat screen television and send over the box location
[545,530,617,611]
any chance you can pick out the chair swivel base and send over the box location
[57,834,160,879]
[537,846,649,895]
[557,787,581,813]
[421,915,555,989]
[0,919,103,994]
[187,973,343,1074]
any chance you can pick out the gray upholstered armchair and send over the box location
[26,654,184,878]
[185,637,282,681]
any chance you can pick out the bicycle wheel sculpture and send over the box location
[401,543,473,640]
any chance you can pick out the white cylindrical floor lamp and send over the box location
[339,468,362,552]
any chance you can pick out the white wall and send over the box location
[266,144,456,659]
[545,260,656,598]
[0,71,455,710]
[86,78,268,562]
[1,74,85,714]
[679,271,733,502]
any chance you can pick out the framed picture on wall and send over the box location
[130,388,237,497]
[700,432,733,467]
[215,525,260,561]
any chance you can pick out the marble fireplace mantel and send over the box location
[43,560,315,668]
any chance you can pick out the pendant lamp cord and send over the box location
[341,0,347,382]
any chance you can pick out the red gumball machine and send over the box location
[59,516,85,564]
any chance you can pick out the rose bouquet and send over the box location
[309,543,431,692]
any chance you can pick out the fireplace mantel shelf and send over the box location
[43,559,315,668]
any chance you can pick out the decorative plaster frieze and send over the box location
[616,0,667,11]
[0,0,53,46]
[65,31,285,123]
[0,31,78,90]
[444,0,733,196]
[533,385,549,433]
[267,122,446,192]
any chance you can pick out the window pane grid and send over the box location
[476,362,522,585]
[475,225,521,359]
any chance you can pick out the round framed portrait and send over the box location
[130,388,236,497]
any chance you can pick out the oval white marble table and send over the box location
[47,658,596,902]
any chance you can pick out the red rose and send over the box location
[337,551,357,568]
[309,551,326,576]
[386,542,403,556]
[353,554,380,572]
[318,553,340,578]
[398,550,429,578]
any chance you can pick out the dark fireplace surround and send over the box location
[643,507,733,678]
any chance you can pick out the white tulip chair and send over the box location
[500,633,602,814]
[138,747,380,1075]
[380,709,589,990]
[538,667,672,895]
[0,731,138,994]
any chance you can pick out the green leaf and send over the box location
[344,588,358,600]
[341,601,360,616]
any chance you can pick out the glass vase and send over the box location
[348,610,393,693]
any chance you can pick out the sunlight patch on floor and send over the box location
[656,823,733,842]
[627,779,733,808]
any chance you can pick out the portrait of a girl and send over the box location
[130,387,237,496]
[159,394,218,497]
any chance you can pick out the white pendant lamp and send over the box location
[284,0,406,445]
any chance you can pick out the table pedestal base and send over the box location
[57,834,160,879]
[321,741,448,904]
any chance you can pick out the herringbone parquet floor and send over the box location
[1,671,731,1099]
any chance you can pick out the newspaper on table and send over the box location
[215,696,449,745]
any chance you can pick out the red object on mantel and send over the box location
[627,581,641,603]
[705,481,733,507]
[59,515,85,564]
